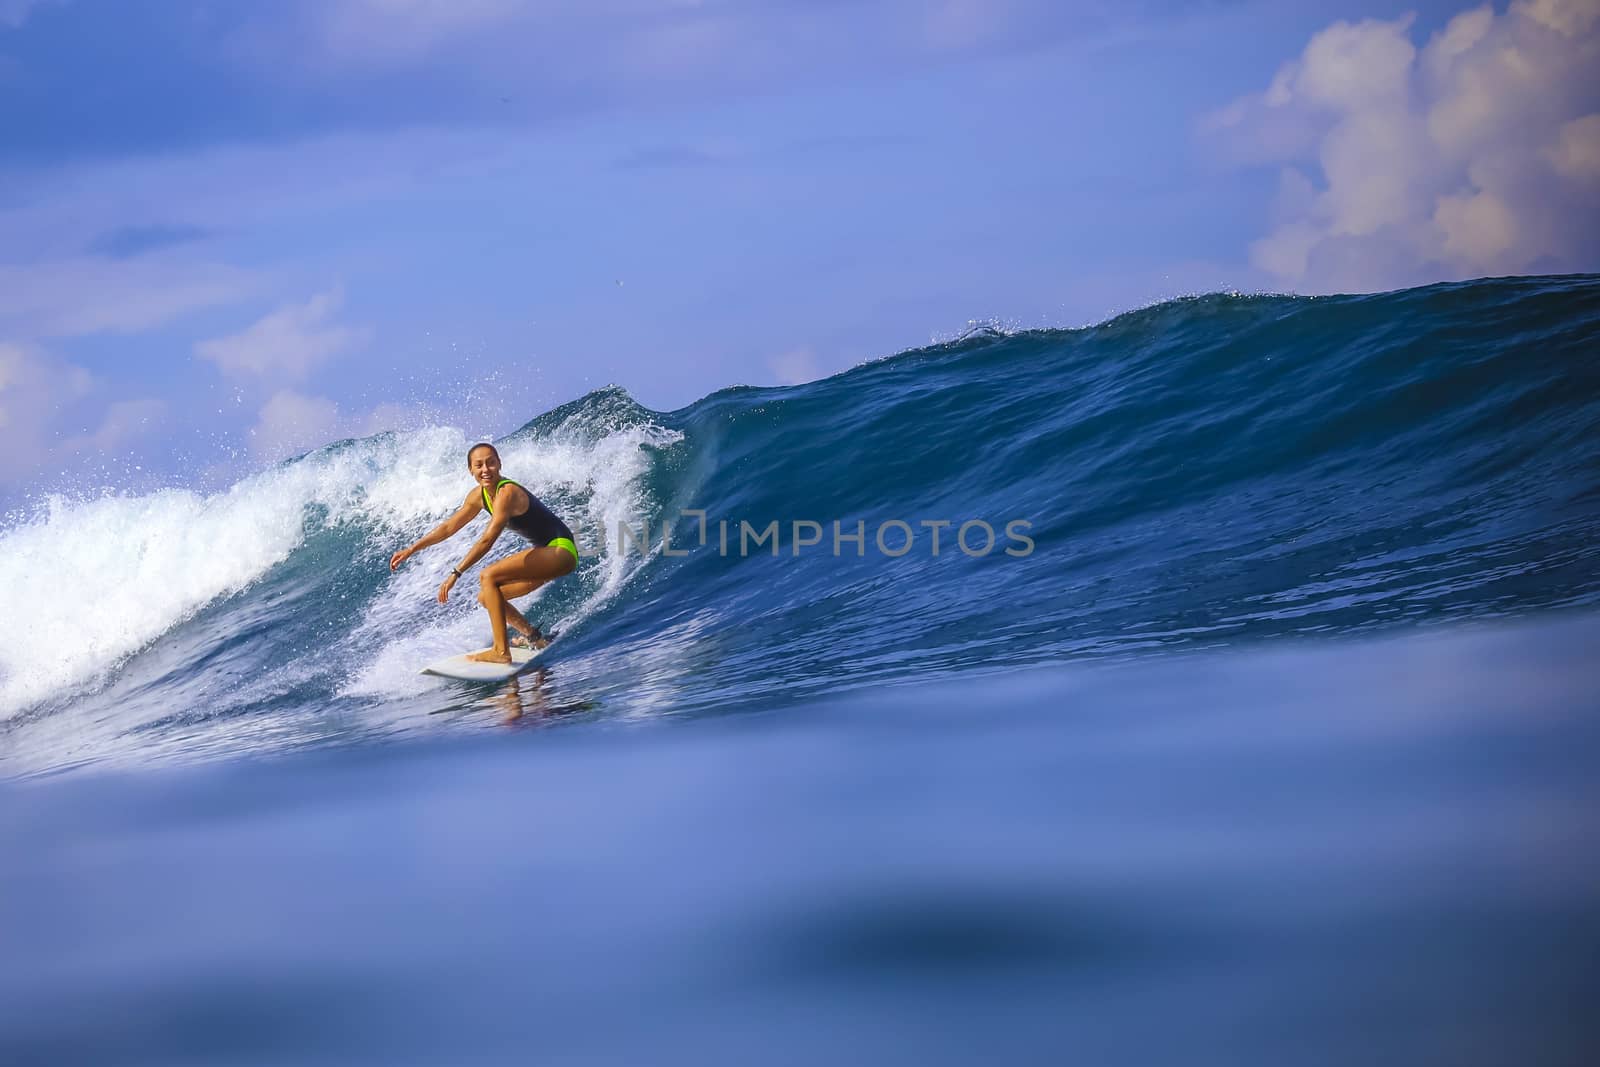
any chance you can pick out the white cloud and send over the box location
[768,347,823,386]
[0,258,255,339]
[233,0,660,75]
[0,342,166,488]
[59,398,167,455]
[249,389,342,462]
[248,389,440,462]
[0,338,89,393]
[0,0,63,30]
[0,129,514,280]
[310,0,526,66]
[1519,0,1600,36]
[0,345,87,479]
[359,401,437,436]
[195,287,370,381]
[1434,187,1518,262]
[224,0,1102,96]
[1296,14,1418,111]
[1204,0,1600,291]
[1549,113,1600,177]
[922,0,1023,50]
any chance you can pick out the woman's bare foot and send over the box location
[466,648,513,665]
[509,627,549,651]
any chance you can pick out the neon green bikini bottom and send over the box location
[547,536,578,563]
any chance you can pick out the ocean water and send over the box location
[2,274,1598,1063]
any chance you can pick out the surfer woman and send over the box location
[389,442,578,664]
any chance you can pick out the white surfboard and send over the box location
[420,645,548,682]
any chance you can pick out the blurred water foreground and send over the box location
[3,611,1597,1066]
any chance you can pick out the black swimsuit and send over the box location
[482,479,574,547]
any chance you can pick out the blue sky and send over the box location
[1,0,1596,499]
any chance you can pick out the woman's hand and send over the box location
[438,572,457,604]
[390,546,414,572]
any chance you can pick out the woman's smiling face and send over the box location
[468,444,501,488]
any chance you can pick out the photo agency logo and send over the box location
[573,511,1035,559]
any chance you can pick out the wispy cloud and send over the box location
[783,133,915,156]
[0,1,1151,163]
[249,388,341,462]
[248,388,440,462]
[920,0,1030,51]
[613,133,912,171]
[0,257,255,338]
[613,143,735,171]
[0,0,63,30]
[1202,0,1600,292]
[195,288,371,382]
[302,0,527,67]
[0,344,90,470]
[0,341,165,489]
[87,223,214,260]
[58,398,166,455]
[768,346,824,386]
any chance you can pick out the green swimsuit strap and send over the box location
[482,478,519,512]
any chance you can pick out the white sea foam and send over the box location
[337,414,680,699]
[0,412,680,718]
[0,471,332,717]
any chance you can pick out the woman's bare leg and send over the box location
[492,579,545,640]
[467,547,577,663]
